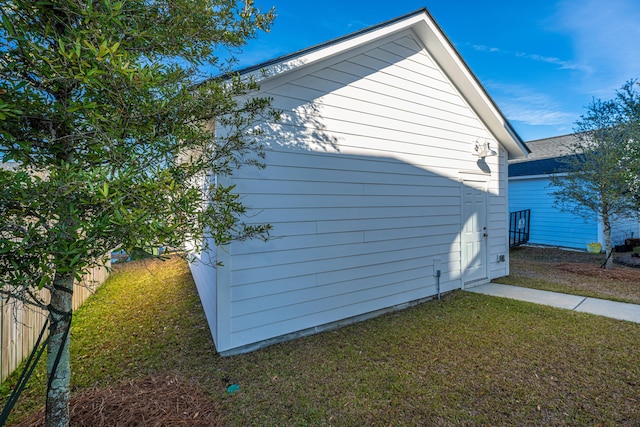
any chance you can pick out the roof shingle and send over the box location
[509,133,578,177]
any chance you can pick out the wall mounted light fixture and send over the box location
[474,138,498,158]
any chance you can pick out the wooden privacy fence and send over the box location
[0,263,109,383]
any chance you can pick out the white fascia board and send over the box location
[508,174,551,181]
[243,13,426,84]
[508,172,569,181]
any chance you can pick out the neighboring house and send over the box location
[189,8,529,355]
[509,134,640,250]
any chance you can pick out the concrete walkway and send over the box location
[467,283,640,324]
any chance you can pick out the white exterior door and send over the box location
[462,180,488,285]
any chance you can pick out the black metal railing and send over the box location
[509,209,530,247]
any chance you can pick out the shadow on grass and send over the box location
[3,255,640,426]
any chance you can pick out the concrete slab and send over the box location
[467,283,587,310]
[467,283,640,324]
[575,298,640,323]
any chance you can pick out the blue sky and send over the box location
[234,0,640,141]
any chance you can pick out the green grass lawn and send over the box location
[3,255,640,425]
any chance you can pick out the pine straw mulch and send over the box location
[15,375,222,426]
[557,261,640,282]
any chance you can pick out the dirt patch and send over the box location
[15,375,222,426]
[557,262,640,282]
[614,253,640,269]
[499,246,640,304]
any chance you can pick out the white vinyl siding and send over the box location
[488,149,510,278]
[186,240,219,345]
[226,152,463,348]
[203,32,510,353]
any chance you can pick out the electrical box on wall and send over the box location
[497,253,506,262]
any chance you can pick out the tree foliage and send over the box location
[0,1,276,425]
[551,81,640,268]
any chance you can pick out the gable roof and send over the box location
[235,8,529,160]
[509,133,578,177]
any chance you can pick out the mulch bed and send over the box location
[557,261,640,282]
[15,375,222,426]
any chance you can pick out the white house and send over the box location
[189,8,529,355]
[509,134,640,250]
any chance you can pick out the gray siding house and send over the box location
[189,8,528,355]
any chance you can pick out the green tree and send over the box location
[0,1,276,425]
[615,81,640,209]
[551,81,640,269]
